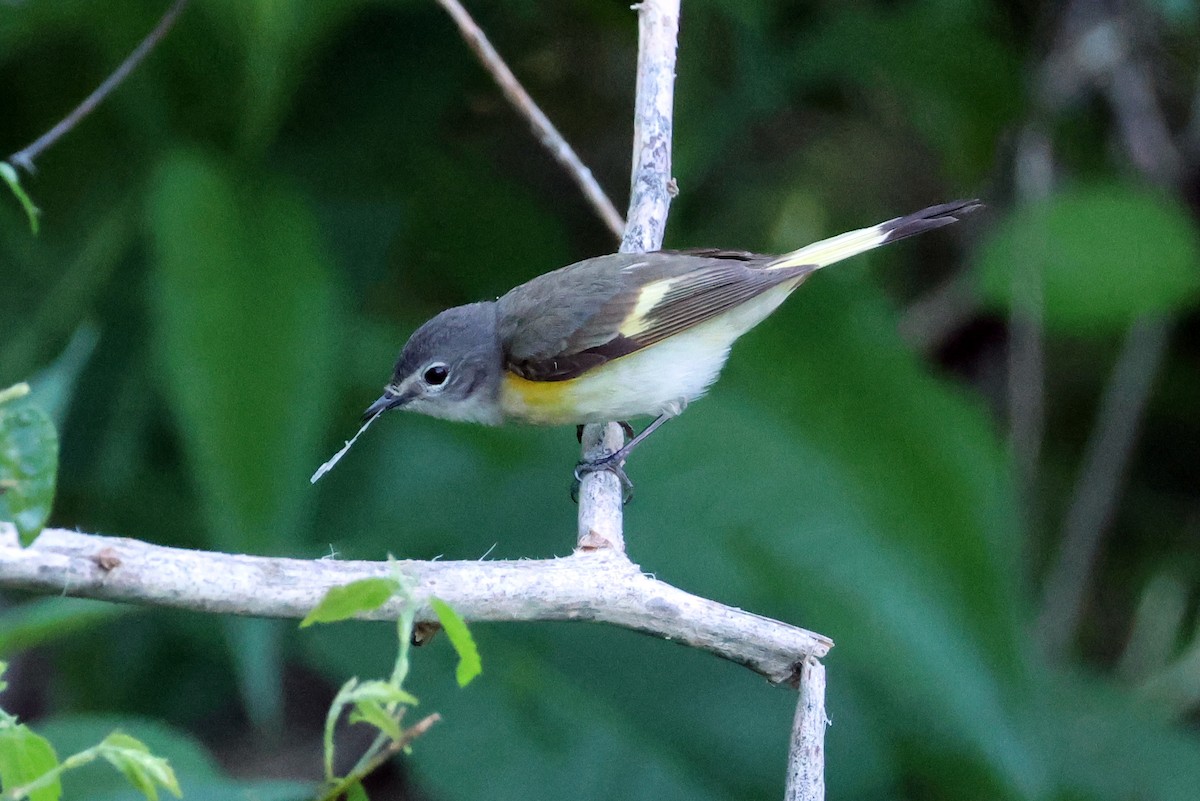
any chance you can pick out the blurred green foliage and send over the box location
[1,0,1199,799]
[0,384,57,546]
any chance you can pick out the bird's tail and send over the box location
[767,199,982,271]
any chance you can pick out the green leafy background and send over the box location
[2,0,1199,799]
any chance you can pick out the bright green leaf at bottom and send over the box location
[98,731,181,801]
[0,725,61,801]
[346,679,418,708]
[431,598,482,687]
[301,578,401,628]
[348,700,402,742]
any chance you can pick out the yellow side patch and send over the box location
[499,371,578,424]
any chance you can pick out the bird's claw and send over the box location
[570,454,634,504]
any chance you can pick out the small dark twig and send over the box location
[8,0,191,173]
[316,713,442,801]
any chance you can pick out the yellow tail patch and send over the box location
[767,223,890,270]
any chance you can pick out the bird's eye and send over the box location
[423,364,449,386]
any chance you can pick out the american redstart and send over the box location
[316,200,980,488]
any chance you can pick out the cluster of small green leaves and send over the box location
[0,663,180,801]
[300,574,481,801]
[0,384,56,547]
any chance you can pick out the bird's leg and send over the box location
[571,411,679,503]
[586,413,673,469]
[570,420,640,503]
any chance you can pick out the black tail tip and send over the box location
[883,198,984,243]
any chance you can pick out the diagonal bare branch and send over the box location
[435,0,625,240]
[8,0,191,173]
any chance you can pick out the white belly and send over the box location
[500,281,797,424]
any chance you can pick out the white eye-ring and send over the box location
[423,362,450,387]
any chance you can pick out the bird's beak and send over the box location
[362,390,410,422]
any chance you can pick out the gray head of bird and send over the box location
[363,301,504,425]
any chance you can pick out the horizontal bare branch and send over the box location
[0,525,831,685]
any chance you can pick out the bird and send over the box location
[357,199,980,492]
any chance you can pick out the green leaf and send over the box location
[38,715,312,800]
[0,163,41,235]
[346,679,418,708]
[37,714,222,799]
[978,184,1200,333]
[346,781,369,801]
[301,578,401,628]
[0,725,61,801]
[348,700,401,742]
[0,390,59,546]
[97,732,182,801]
[430,598,482,687]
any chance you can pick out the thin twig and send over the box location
[784,657,828,801]
[316,713,442,801]
[434,0,625,240]
[8,0,191,173]
[0,526,832,684]
[1037,316,1170,658]
[1008,125,1053,517]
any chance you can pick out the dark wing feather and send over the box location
[497,250,812,381]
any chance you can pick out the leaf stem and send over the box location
[3,745,100,801]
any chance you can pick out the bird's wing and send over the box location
[497,199,983,382]
[498,250,812,381]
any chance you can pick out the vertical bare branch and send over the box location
[576,423,628,552]
[575,0,680,554]
[620,0,680,255]
[435,0,625,240]
[785,657,828,801]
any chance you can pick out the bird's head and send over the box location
[364,302,504,425]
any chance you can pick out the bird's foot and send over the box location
[570,452,634,504]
